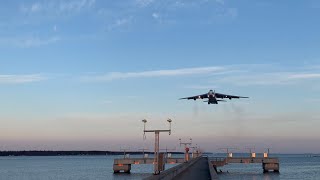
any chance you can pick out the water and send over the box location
[0,155,178,180]
[216,154,320,180]
[0,154,319,180]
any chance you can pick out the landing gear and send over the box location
[208,102,210,104]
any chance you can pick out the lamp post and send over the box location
[142,119,172,175]
[179,138,192,162]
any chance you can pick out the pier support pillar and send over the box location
[113,164,131,173]
[154,131,160,174]
[262,163,279,173]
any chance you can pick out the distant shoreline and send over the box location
[0,151,184,156]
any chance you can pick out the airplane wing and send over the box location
[179,93,208,100]
[215,93,249,99]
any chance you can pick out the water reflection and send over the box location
[219,171,280,180]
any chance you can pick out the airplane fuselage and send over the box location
[207,90,218,104]
[208,97,218,104]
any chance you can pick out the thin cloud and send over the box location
[0,74,46,84]
[215,0,225,5]
[108,0,239,29]
[30,2,42,12]
[107,16,134,31]
[217,73,292,86]
[101,100,113,104]
[20,0,95,15]
[59,0,95,12]
[288,73,320,79]
[0,36,60,48]
[226,8,238,18]
[216,71,320,86]
[152,13,160,19]
[83,66,225,82]
[135,0,154,8]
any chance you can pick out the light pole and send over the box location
[142,118,172,175]
[179,138,192,162]
[160,146,176,158]
[245,147,256,158]
[120,147,130,159]
[139,147,149,158]
[219,147,238,158]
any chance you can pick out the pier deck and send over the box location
[211,157,280,173]
[174,157,211,180]
[115,155,280,178]
[113,157,185,173]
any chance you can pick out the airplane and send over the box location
[180,90,249,104]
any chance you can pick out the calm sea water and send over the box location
[0,154,319,180]
[217,154,320,180]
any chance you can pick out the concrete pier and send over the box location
[174,157,212,180]
[114,155,280,178]
[113,157,185,173]
[211,157,280,173]
[144,156,217,180]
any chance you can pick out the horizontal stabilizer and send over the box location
[217,100,226,102]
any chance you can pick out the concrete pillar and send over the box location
[262,163,279,173]
[154,131,160,174]
[185,147,190,162]
[113,164,131,173]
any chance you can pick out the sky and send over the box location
[0,0,320,153]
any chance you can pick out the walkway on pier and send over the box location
[174,157,211,180]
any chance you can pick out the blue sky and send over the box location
[1,0,320,153]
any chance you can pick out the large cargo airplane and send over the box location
[180,90,249,104]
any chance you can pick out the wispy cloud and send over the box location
[107,16,134,31]
[81,64,320,85]
[216,72,292,86]
[83,66,225,82]
[0,36,60,48]
[215,0,225,5]
[152,13,160,19]
[135,0,154,8]
[29,2,42,12]
[102,0,239,30]
[216,71,320,86]
[288,73,320,80]
[0,74,46,84]
[101,100,113,104]
[20,0,95,15]
[225,8,238,18]
[59,0,95,12]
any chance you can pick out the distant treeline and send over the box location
[0,151,184,156]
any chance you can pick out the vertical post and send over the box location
[154,131,160,174]
[142,119,147,140]
[179,138,192,162]
[120,147,130,159]
[142,119,172,175]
